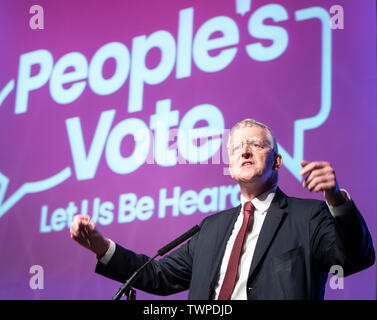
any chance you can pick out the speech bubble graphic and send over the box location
[223,6,332,180]
[0,167,72,219]
[277,7,332,181]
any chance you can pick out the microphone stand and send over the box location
[112,253,158,300]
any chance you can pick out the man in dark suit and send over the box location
[70,119,375,299]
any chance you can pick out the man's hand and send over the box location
[70,215,110,259]
[299,160,347,207]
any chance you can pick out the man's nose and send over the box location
[241,143,252,158]
[242,151,252,159]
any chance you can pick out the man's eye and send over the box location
[252,143,263,148]
[233,145,241,151]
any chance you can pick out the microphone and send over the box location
[112,224,200,300]
[158,225,200,256]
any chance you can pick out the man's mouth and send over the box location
[242,161,253,167]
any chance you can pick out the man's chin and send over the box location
[236,174,259,184]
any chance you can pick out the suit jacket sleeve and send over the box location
[310,200,375,276]
[95,224,201,296]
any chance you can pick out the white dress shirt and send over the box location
[213,187,276,300]
[100,188,352,300]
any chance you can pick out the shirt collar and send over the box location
[240,186,277,215]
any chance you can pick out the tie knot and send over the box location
[244,201,254,213]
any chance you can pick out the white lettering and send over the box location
[105,118,151,174]
[88,42,130,95]
[50,52,88,104]
[66,110,116,180]
[176,7,194,78]
[193,16,239,72]
[15,50,53,114]
[178,104,224,163]
[128,31,176,112]
[149,99,179,166]
[246,4,289,61]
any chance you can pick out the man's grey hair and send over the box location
[228,119,278,154]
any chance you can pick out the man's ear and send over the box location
[273,154,282,171]
[229,166,234,178]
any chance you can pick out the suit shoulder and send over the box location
[286,195,325,206]
[200,206,240,225]
[285,195,327,216]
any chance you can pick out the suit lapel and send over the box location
[247,188,288,281]
[208,205,241,296]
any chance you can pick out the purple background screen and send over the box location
[0,0,376,299]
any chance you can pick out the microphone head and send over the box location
[157,225,200,256]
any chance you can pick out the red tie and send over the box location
[218,201,254,300]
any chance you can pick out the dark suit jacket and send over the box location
[95,188,375,299]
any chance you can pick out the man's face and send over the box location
[228,126,278,187]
